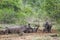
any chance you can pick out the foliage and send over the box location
[0,0,60,24]
[42,0,60,23]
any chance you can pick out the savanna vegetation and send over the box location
[0,0,60,40]
[0,0,60,31]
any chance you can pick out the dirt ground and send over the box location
[0,30,60,40]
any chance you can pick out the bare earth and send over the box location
[0,30,60,40]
